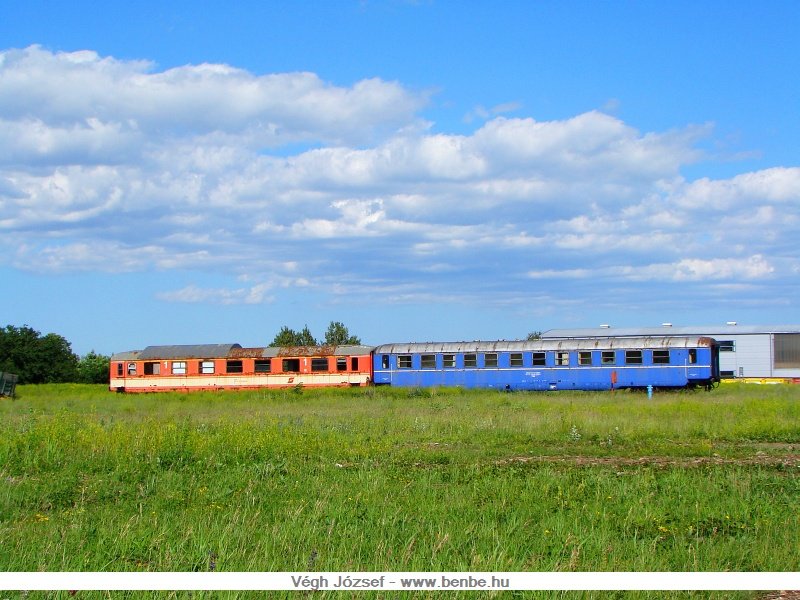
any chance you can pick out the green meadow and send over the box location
[0,383,798,598]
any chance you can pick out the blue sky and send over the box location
[1,0,799,355]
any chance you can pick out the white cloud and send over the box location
[0,46,427,148]
[1,45,798,316]
[157,283,276,305]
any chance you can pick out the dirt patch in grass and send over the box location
[498,454,800,469]
[759,592,800,600]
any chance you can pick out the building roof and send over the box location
[542,324,800,338]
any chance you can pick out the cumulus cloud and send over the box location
[1,45,799,312]
[157,283,276,305]
[0,46,426,147]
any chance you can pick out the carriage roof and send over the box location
[373,336,716,354]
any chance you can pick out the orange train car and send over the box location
[109,343,373,392]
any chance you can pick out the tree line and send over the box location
[0,321,363,385]
[0,325,108,385]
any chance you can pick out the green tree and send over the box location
[272,326,300,346]
[297,325,317,346]
[271,325,318,347]
[526,331,543,341]
[324,321,362,346]
[77,351,110,384]
[0,325,79,384]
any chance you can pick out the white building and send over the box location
[542,324,800,380]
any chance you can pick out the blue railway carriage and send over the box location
[373,336,720,391]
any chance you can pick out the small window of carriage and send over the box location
[226,360,243,374]
[421,354,436,369]
[484,353,498,368]
[555,351,569,366]
[652,350,671,364]
[625,350,643,365]
[578,351,592,366]
[283,358,300,373]
[172,361,187,375]
[254,359,271,373]
[443,354,456,368]
[117,363,124,377]
[199,360,215,374]
[718,340,735,352]
[510,353,523,367]
[127,362,137,375]
[532,352,546,366]
[601,351,616,365]
[381,355,389,369]
[464,353,477,368]
[144,362,161,375]
[351,357,358,371]
[311,357,329,372]
[398,355,412,369]
[337,357,348,372]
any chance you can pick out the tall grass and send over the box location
[0,383,798,586]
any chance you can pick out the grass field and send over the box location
[0,383,798,599]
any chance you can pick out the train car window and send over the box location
[443,354,456,368]
[127,362,137,375]
[283,358,300,372]
[226,360,243,374]
[484,353,498,368]
[556,352,569,366]
[381,355,389,369]
[144,362,161,375]
[172,361,187,375]
[688,349,697,364]
[625,350,642,365]
[718,340,735,352]
[532,352,546,366]
[398,355,412,369]
[351,357,358,371]
[421,354,436,369]
[464,354,477,368]
[199,361,215,374]
[601,351,615,365]
[578,352,592,366]
[117,363,124,377]
[254,359,271,373]
[336,357,347,371]
[510,353,523,367]
[311,358,329,372]
[653,350,670,364]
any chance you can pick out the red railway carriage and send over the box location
[109,343,373,392]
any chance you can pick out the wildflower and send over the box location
[34,513,49,522]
